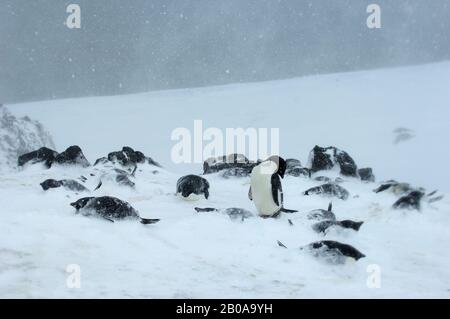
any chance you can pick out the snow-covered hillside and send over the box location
[1,62,450,298]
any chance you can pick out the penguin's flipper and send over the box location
[93,181,102,191]
[277,240,288,248]
[194,207,218,212]
[327,202,332,211]
[288,219,294,226]
[140,218,160,225]
[427,190,438,197]
[428,195,444,203]
[271,174,283,207]
[374,184,391,193]
[280,208,298,213]
[248,186,253,201]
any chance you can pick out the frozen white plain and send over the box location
[1,62,450,298]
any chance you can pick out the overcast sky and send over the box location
[1,0,449,104]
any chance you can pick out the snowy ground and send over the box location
[1,62,450,298]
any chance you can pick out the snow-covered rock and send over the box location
[0,104,55,172]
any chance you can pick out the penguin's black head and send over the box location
[267,156,287,178]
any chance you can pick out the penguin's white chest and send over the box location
[250,163,281,216]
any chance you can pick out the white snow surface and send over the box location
[2,62,450,298]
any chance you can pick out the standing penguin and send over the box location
[249,156,297,217]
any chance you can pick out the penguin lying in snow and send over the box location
[304,203,364,233]
[176,175,210,200]
[306,202,337,221]
[248,156,298,218]
[194,207,254,221]
[392,190,444,210]
[305,202,364,233]
[70,196,160,224]
[374,181,444,210]
[40,179,89,192]
[373,180,416,196]
[277,240,366,264]
[303,183,350,200]
[312,220,364,234]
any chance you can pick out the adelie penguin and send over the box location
[303,241,366,264]
[305,202,364,233]
[248,156,297,218]
[176,175,210,200]
[70,196,160,224]
[277,240,366,264]
[194,207,254,221]
[40,179,89,193]
[306,202,336,221]
[312,220,364,234]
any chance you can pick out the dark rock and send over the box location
[308,146,334,172]
[221,167,253,178]
[108,146,138,167]
[303,183,350,200]
[335,149,358,176]
[358,168,375,182]
[308,145,357,177]
[40,179,89,192]
[203,153,259,175]
[18,147,59,168]
[107,146,160,168]
[134,151,147,163]
[302,241,366,263]
[176,175,210,199]
[393,191,425,210]
[54,145,90,167]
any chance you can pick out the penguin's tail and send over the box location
[280,208,298,213]
[140,218,160,225]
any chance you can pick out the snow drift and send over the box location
[0,105,55,173]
